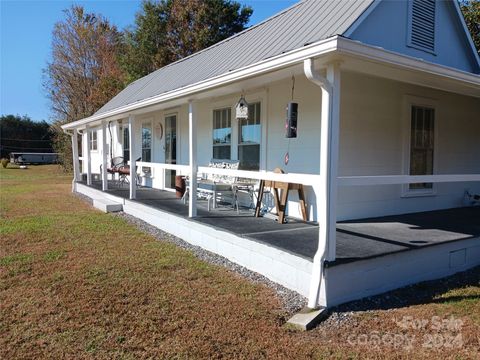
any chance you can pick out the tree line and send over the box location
[0,115,54,158]
[44,0,252,170]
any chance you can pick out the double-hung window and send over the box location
[89,131,98,151]
[238,102,261,170]
[142,123,152,162]
[213,108,231,160]
[123,127,129,161]
[407,105,435,194]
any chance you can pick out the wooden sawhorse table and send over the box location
[254,179,307,223]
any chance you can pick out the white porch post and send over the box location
[304,59,341,308]
[71,129,81,182]
[86,127,92,186]
[128,115,136,199]
[188,101,198,217]
[101,120,108,191]
[324,63,341,261]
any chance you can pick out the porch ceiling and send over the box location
[337,39,480,99]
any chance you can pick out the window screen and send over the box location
[89,131,97,151]
[409,106,435,190]
[123,127,129,161]
[213,108,231,160]
[142,124,152,162]
[238,102,261,170]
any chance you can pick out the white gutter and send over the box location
[62,36,339,130]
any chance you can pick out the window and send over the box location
[142,123,152,162]
[123,127,129,161]
[238,102,261,170]
[407,0,436,53]
[213,108,231,159]
[89,131,97,151]
[408,105,435,192]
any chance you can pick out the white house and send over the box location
[62,0,480,316]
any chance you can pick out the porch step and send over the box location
[286,306,328,330]
[93,198,123,213]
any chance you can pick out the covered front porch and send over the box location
[77,179,480,306]
[82,179,480,264]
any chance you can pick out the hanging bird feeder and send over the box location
[235,95,249,120]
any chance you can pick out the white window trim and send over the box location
[401,95,439,198]
[210,92,265,170]
[212,104,233,160]
[89,130,98,152]
[162,112,179,192]
[164,111,179,165]
[141,120,153,163]
[122,125,129,159]
[406,0,437,55]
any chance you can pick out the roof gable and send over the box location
[347,0,480,74]
[95,0,374,116]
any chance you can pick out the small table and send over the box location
[254,180,307,223]
[231,182,257,213]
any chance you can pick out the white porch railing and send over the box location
[338,174,480,186]
[127,161,321,187]
[133,161,190,173]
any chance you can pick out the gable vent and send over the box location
[409,0,436,52]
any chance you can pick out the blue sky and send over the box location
[0,0,297,122]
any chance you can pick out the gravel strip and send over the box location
[74,191,306,314]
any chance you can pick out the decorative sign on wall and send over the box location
[155,122,163,140]
[235,96,249,120]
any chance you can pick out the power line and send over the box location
[0,137,52,142]
[1,145,54,150]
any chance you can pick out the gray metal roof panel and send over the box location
[96,0,374,115]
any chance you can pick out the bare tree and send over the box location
[44,6,125,169]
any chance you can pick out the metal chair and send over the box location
[118,157,142,187]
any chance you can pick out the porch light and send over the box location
[235,96,249,120]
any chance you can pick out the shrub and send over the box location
[1,158,9,168]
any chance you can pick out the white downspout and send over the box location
[303,58,337,309]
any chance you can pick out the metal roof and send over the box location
[96,0,374,115]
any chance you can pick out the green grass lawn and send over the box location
[1,165,479,359]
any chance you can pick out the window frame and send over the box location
[141,121,152,163]
[210,92,266,171]
[401,95,439,198]
[89,130,98,151]
[122,126,129,162]
[237,102,261,170]
[212,107,232,161]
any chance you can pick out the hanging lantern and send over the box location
[285,102,298,138]
[235,96,249,120]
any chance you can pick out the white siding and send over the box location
[83,71,480,221]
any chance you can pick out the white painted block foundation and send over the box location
[326,238,480,307]
[93,198,123,213]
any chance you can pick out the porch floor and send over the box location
[82,180,480,266]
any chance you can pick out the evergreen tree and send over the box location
[121,0,252,83]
